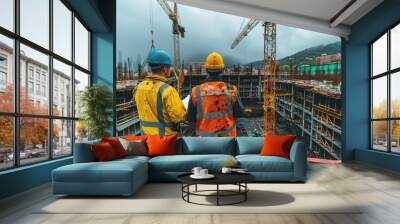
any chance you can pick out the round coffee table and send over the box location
[177,173,255,206]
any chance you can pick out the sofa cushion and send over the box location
[101,137,127,158]
[123,135,147,141]
[236,155,293,172]
[73,140,100,163]
[119,138,147,156]
[149,154,235,172]
[147,135,177,157]
[91,142,118,161]
[180,137,235,155]
[260,135,296,159]
[53,158,147,183]
[236,137,264,155]
[115,155,150,163]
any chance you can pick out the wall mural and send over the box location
[116,0,342,160]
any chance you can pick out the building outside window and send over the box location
[41,85,46,97]
[0,55,7,67]
[28,81,34,94]
[28,67,34,80]
[371,23,400,154]
[0,71,6,85]
[0,0,91,170]
[35,70,40,81]
[36,83,40,95]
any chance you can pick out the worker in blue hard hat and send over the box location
[134,49,186,136]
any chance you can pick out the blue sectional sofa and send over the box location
[52,137,307,196]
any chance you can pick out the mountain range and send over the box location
[246,41,341,67]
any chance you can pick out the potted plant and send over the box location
[79,84,113,140]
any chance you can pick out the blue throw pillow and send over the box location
[236,137,264,155]
[181,137,235,155]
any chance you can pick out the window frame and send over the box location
[370,20,400,154]
[0,0,92,171]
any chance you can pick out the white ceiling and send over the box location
[171,0,384,38]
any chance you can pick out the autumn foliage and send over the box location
[372,99,400,141]
[0,85,59,151]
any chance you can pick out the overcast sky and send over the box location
[117,0,340,66]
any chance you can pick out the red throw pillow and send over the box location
[260,135,296,159]
[124,135,147,141]
[146,135,177,157]
[101,137,126,158]
[91,142,117,162]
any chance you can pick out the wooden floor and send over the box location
[1,162,400,224]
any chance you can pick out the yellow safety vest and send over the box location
[134,74,186,136]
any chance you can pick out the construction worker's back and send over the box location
[190,81,238,137]
[188,52,247,137]
[134,49,186,136]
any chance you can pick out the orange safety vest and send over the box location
[191,81,237,137]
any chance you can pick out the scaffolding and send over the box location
[314,97,341,157]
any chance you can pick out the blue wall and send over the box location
[92,32,115,135]
[344,0,400,171]
[0,158,72,199]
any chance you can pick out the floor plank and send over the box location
[1,161,400,224]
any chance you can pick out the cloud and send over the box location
[117,0,340,66]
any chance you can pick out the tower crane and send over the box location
[230,19,277,134]
[156,0,185,95]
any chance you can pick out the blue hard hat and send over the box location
[147,49,172,66]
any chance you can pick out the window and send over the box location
[0,0,14,31]
[0,71,6,84]
[0,55,7,67]
[28,81,34,94]
[28,67,34,80]
[74,69,89,118]
[370,22,400,154]
[53,0,72,60]
[75,18,90,70]
[0,1,91,170]
[35,70,40,81]
[0,35,13,113]
[53,59,72,117]
[42,85,46,97]
[35,84,40,95]
[20,0,49,48]
[19,117,49,165]
[0,116,13,170]
[53,119,72,158]
[391,24,400,70]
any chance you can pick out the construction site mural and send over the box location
[116,0,342,160]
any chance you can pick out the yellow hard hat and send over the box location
[205,52,225,70]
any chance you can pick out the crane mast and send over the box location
[263,22,277,134]
[230,19,277,134]
[156,0,185,94]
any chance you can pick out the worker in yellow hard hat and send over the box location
[187,52,251,137]
[134,49,186,136]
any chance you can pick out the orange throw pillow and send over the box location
[101,137,126,158]
[91,142,117,162]
[146,135,177,157]
[260,135,296,159]
[124,135,147,141]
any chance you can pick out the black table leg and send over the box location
[245,183,247,201]
[216,184,219,206]
[187,184,190,202]
[195,184,198,192]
